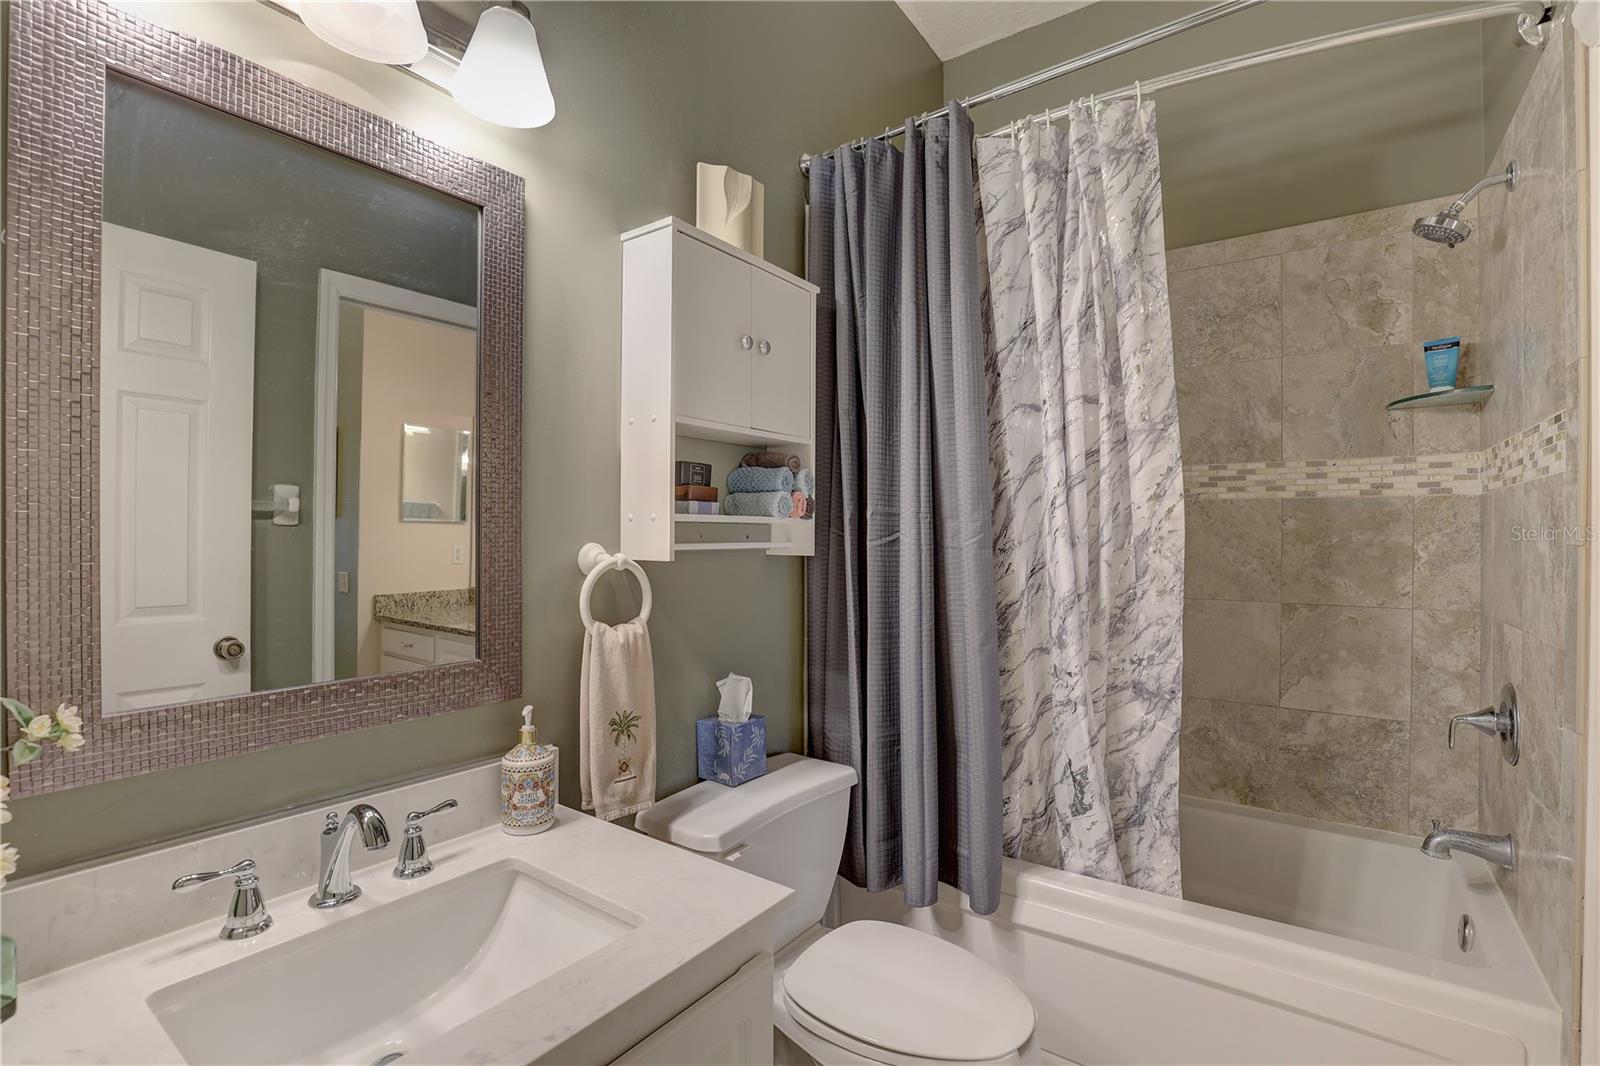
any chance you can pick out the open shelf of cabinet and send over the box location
[620,217,818,561]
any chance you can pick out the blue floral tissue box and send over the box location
[696,716,767,786]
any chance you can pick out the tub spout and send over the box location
[1420,820,1515,869]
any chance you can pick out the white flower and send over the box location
[22,714,53,741]
[56,732,85,753]
[55,703,82,734]
[0,844,18,885]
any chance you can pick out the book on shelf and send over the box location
[675,460,712,486]
[674,484,718,502]
[674,501,721,515]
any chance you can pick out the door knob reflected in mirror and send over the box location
[213,636,246,663]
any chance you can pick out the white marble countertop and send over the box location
[3,803,791,1065]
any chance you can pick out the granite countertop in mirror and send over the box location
[372,588,477,636]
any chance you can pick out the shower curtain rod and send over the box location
[798,0,1551,175]
[978,0,1552,136]
[797,0,1264,175]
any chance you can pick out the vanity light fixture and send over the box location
[451,2,556,129]
[295,0,429,66]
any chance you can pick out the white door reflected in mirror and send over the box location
[100,223,257,714]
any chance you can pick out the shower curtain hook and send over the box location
[1135,81,1142,108]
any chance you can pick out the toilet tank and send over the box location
[636,753,857,949]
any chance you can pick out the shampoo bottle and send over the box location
[501,705,557,835]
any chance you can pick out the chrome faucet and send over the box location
[1420,820,1515,869]
[309,803,391,908]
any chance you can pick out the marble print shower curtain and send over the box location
[976,100,1185,895]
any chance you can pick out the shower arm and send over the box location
[1447,162,1519,215]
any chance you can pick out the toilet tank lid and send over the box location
[636,753,857,853]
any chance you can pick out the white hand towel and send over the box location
[579,618,656,821]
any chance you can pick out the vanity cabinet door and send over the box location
[612,952,773,1066]
[748,270,812,440]
[674,234,752,429]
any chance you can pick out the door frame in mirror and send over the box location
[312,271,480,683]
[3,0,525,797]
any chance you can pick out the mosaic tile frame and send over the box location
[4,0,525,797]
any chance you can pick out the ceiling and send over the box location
[895,1,1095,61]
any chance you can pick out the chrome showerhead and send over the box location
[1413,160,1518,248]
[1413,211,1472,247]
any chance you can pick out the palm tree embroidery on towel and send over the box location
[608,708,641,781]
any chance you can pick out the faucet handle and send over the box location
[406,798,459,825]
[1431,818,1443,834]
[172,859,273,941]
[172,857,259,892]
[395,798,457,880]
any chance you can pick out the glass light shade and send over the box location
[452,6,556,129]
[298,1,429,66]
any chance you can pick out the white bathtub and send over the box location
[833,797,1560,1065]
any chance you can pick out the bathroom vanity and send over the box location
[0,761,790,1064]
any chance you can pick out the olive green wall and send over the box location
[4,0,941,875]
[945,1,1499,248]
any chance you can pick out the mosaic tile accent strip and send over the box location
[1184,412,1570,501]
[1482,411,1570,490]
[5,0,524,797]
[1185,453,1483,499]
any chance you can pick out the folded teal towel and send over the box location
[728,466,794,493]
[723,491,793,518]
[796,468,814,497]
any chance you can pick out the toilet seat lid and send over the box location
[783,921,1035,1062]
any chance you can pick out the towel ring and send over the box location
[577,542,652,633]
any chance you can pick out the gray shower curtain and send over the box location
[806,102,1005,915]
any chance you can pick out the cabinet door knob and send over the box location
[740,334,753,351]
[758,339,772,355]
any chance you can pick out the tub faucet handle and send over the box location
[1446,683,1519,765]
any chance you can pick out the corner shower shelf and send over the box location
[1385,385,1495,411]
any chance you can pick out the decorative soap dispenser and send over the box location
[501,704,557,835]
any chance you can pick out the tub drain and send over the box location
[373,1053,405,1066]
[1458,913,1475,952]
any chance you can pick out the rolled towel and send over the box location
[740,451,801,475]
[795,468,815,497]
[727,465,794,494]
[723,491,793,518]
[789,491,806,518]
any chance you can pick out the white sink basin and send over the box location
[146,859,639,1065]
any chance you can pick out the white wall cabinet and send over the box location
[620,218,817,561]
[610,953,774,1066]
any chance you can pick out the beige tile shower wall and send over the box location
[1473,22,1588,1051]
[1171,194,1487,837]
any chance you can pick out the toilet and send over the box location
[636,753,1037,1065]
